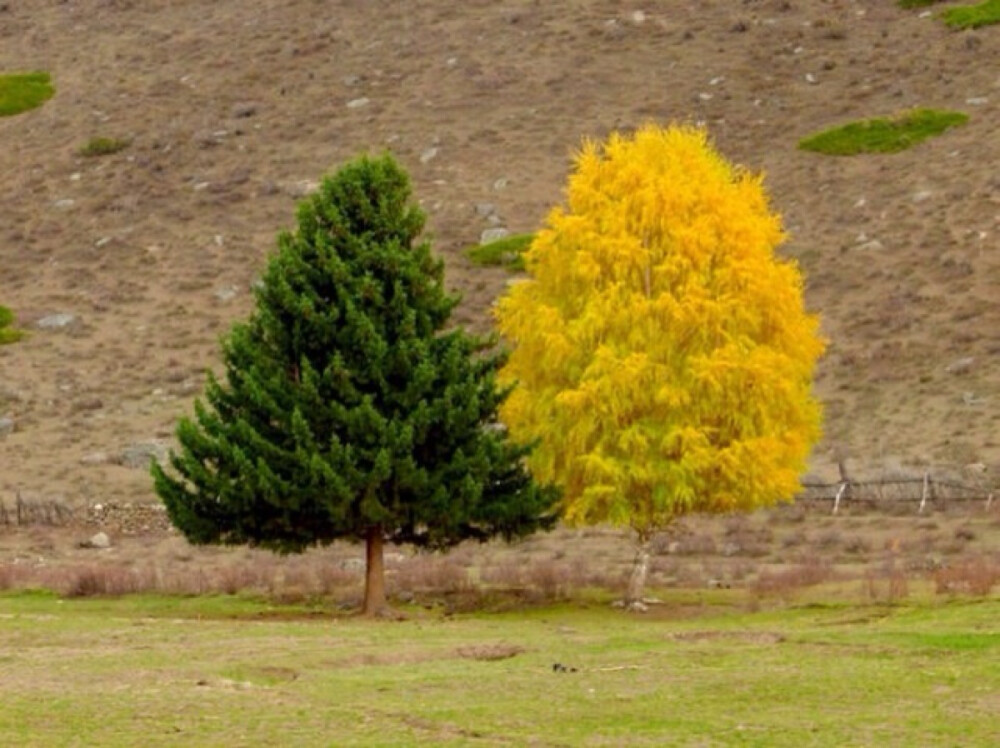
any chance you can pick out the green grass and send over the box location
[78,136,131,157]
[799,109,969,156]
[0,71,54,117]
[1,591,998,745]
[0,305,25,345]
[464,233,535,271]
[898,0,946,8]
[944,0,1000,28]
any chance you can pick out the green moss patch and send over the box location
[0,305,25,345]
[799,109,969,156]
[0,72,54,117]
[79,136,131,157]
[944,0,1000,29]
[464,233,535,271]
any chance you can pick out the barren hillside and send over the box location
[2,0,999,511]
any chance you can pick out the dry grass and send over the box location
[933,556,1000,596]
[1,501,999,610]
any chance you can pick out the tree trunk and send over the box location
[362,524,387,616]
[624,532,652,612]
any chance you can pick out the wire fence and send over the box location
[798,473,995,514]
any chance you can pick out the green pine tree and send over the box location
[152,154,559,615]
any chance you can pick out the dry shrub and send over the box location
[842,535,871,555]
[863,558,909,603]
[312,562,356,597]
[480,559,527,588]
[674,534,717,556]
[155,566,214,596]
[0,562,33,590]
[751,560,833,596]
[933,557,1000,596]
[59,564,143,597]
[215,562,274,595]
[816,529,842,550]
[771,503,808,524]
[394,555,471,594]
[780,530,807,549]
[953,526,976,542]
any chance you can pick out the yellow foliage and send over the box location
[495,124,825,536]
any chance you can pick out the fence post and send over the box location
[918,472,930,514]
[833,481,848,514]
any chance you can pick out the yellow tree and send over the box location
[495,124,825,608]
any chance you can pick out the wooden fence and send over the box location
[798,474,995,514]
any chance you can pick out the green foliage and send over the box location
[78,136,131,157]
[799,109,969,155]
[465,233,535,271]
[0,305,25,345]
[497,125,824,538]
[944,0,1000,28]
[153,154,558,558]
[898,0,946,8]
[0,72,54,117]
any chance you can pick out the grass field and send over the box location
[1,590,997,745]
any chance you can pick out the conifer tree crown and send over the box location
[153,154,558,556]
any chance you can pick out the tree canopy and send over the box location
[153,154,558,614]
[495,124,825,604]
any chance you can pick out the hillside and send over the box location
[2,0,999,511]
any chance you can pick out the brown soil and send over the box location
[2,0,999,515]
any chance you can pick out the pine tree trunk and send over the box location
[362,525,387,616]
[624,532,652,612]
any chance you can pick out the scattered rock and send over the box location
[36,313,77,330]
[965,97,988,106]
[419,147,438,164]
[231,101,259,118]
[215,286,238,302]
[346,97,370,109]
[856,239,884,252]
[81,531,111,549]
[71,397,104,413]
[474,202,497,218]
[480,228,510,244]
[80,452,111,466]
[962,391,985,406]
[0,416,14,438]
[283,180,320,198]
[53,199,76,210]
[707,578,731,589]
[945,357,975,375]
[117,441,169,469]
[492,178,508,191]
[912,190,933,203]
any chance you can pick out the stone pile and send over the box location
[86,501,173,535]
